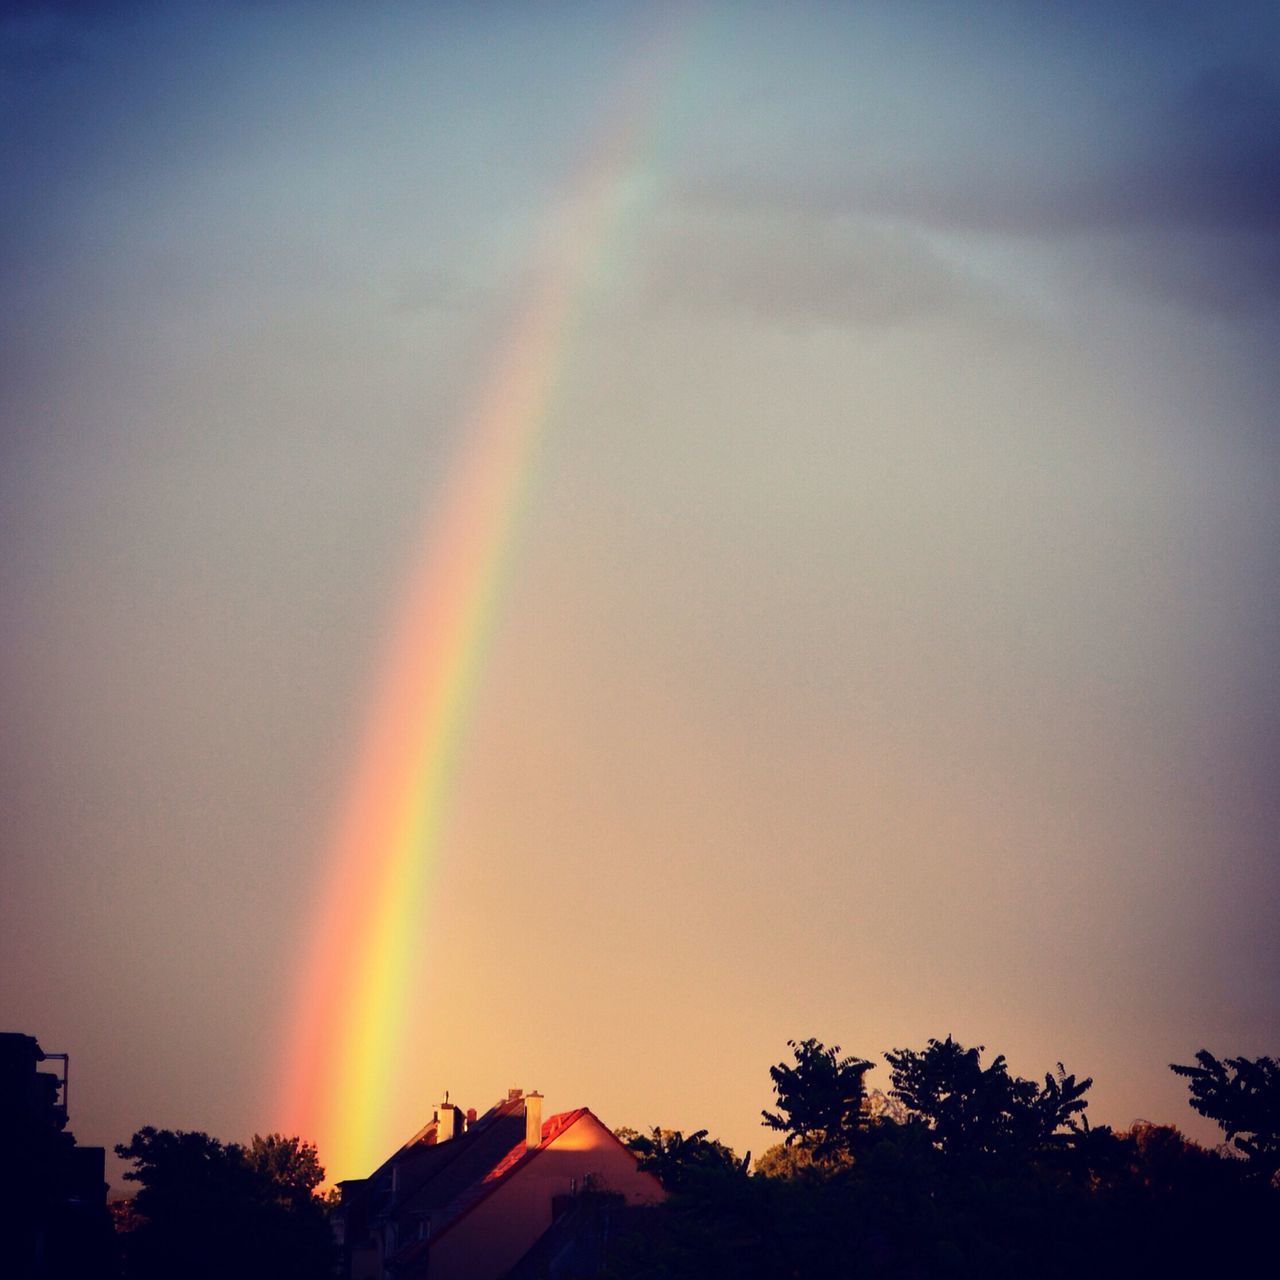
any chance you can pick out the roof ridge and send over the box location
[426,1107,593,1244]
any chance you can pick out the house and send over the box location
[335,1087,664,1280]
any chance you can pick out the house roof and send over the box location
[434,1108,590,1232]
[341,1090,659,1277]
[364,1092,526,1193]
[339,1096,518,1228]
[384,1107,595,1271]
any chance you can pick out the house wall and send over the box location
[349,1242,381,1280]
[426,1113,663,1280]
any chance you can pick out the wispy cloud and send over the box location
[641,205,982,329]
[677,54,1280,319]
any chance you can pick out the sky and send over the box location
[2,0,1278,1188]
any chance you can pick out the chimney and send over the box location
[465,1107,477,1130]
[525,1091,543,1153]
[434,1101,460,1143]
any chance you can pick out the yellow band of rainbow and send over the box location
[276,6,698,1181]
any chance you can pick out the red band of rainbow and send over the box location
[276,7,697,1181]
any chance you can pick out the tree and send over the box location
[1171,1051,1280,1181]
[114,1128,258,1280]
[601,1040,1276,1279]
[1034,1063,1094,1150]
[245,1133,325,1210]
[752,1142,820,1179]
[885,1036,1093,1164]
[621,1127,746,1189]
[114,1127,333,1280]
[761,1038,875,1162]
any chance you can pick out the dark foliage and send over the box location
[620,1126,748,1190]
[1170,1050,1280,1181]
[597,1037,1277,1279]
[113,1128,332,1280]
[884,1036,1092,1168]
[761,1037,875,1161]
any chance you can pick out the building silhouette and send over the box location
[0,1032,112,1280]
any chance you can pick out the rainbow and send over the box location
[278,9,696,1181]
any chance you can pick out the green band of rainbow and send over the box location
[277,7,697,1181]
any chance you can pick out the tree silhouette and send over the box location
[1035,1063,1093,1144]
[761,1037,875,1162]
[595,1037,1277,1279]
[114,1127,332,1280]
[621,1126,745,1189]
[884,1036,1093,1164]
[244,1133,325,1210]
[1171,1050,1280,1181]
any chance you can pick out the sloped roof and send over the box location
[385,1107,593,1270]
[338,1094,526,1244]
[372,1092,527,1194]
[434,1108,589,1231]
[392,1097,526,1210]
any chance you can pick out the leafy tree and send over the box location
[753,1142,821,1179]
[621,1126,746,1189]
[114,1127,333,1280]
[1034,1063,1093,1143]
[114,1128,257,1280]
[761,1038,875,1162]
[1171,1050,1280,1181]
[885,1036,1092,1164]
[885,1037,1020,1161]
[245,1132,325,1210]
[1113,1121,1216,1196]
[599,1039,1275,1279]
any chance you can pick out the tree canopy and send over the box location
[599,1035,1275,1278]
[244,1133,327,1208]
[761,1037,875,1160]
[619,1126,746,1189]
[114,1127,332,1280]
[884,1036,1092,1164]
[1171,1050,1280,1181]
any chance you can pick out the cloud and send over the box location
[641,206,982,330]
[692,59,1280,241]
[677,54,1280,320]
